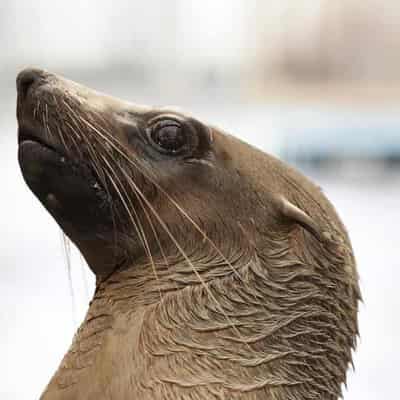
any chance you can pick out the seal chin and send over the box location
[18,128,112,239]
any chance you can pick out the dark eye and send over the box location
[150,120,187,154]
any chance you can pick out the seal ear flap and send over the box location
[275,195,327,242]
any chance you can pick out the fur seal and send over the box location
[16,68,360,400]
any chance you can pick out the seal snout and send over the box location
[16,68,48,99]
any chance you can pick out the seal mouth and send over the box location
[18,124,107,199]
[18,126,65,156]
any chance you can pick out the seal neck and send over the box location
[49,238,357,399]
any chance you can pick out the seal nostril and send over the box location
[16,68,47,99]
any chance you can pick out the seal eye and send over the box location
[150,120,187,154]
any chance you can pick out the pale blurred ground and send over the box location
[1,1,400,399]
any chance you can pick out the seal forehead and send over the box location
[52,74,153,116]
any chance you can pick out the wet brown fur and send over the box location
[16,70,360,400]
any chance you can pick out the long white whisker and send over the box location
[119,168,254,349]
[99,154,162,300]
[85,116,247,284]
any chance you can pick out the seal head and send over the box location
[16,68,360,400]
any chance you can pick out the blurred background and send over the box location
[1,0,399,399]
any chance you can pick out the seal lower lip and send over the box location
[18,127,60,154]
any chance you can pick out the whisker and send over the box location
[119,168,252,347]
[60,107,255,350]
[113,161,170,294]
[44,103,50,141]
[77,115,167,280]
[61,233,77,327]
[66,109,105,185]
[64,105,121,259]
[86,115,247,285]
[63,120,84,159]
[99,153,161,298]
[79,253,90,302]
[135,193,170,274]
[52,95,70,153]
